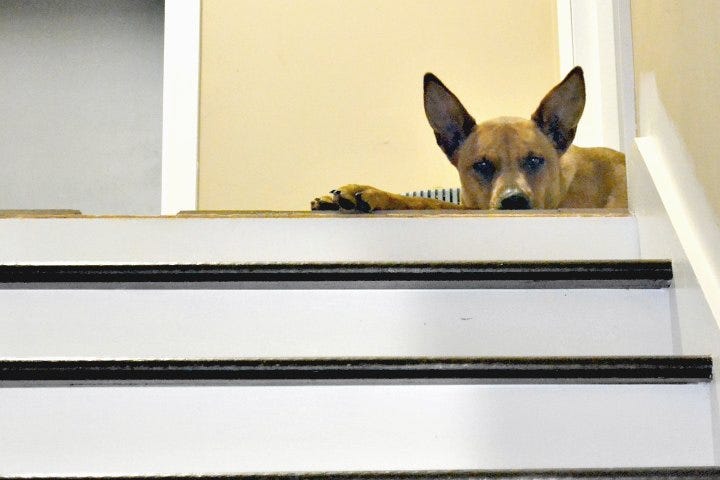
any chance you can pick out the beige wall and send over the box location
[632,0,720,218]
[198,0,560,210]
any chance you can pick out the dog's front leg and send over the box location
[312,184,465,212]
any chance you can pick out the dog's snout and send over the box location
[499,193,531,210]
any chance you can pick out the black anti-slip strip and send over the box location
[0,357,710,386]
[0,261,672,289]
[2,468,720,479]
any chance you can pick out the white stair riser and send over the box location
[0,289,673,358]
[0,216,639,263]
[0,384,712,475]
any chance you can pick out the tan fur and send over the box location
[312,68,627,212]
[558,146,627,208]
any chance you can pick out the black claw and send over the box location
[337,195,356,210]
[355,192,372,213]
[316,201,340,211]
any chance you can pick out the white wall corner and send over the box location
[611,0,637,153]
[556,0,575,76]
[161,0,201,215]
[557,0,624,151]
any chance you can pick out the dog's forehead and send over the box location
[473,117,543,148]
[456,117,558,164]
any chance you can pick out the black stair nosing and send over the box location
[2,467,720,479]
[0,356,710,386]
[0,260,673,289]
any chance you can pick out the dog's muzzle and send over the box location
[498,191,532,210]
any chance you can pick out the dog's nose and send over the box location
[499,194,531,210]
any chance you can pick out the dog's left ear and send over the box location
[531,66,586,154]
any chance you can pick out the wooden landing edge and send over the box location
[0,209,630,219]
[0,209,82,218]
[176,209,631,218]
[0,356,711,386]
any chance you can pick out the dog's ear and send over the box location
[531,66,586,154]
[424,73,476,162]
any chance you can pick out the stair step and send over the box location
[0,383,713,472]
[0,261,672,289]
[0,215,639,263]
[0,289,676,358]
[1,357,710,386]
[4,468,720,479]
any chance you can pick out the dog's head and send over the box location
[423,67,586,209]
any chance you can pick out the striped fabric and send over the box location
[403,187,462,205]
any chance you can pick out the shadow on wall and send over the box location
[0,0,164,215]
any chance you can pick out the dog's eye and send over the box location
[523,155,545,173]
[472,159,496,180]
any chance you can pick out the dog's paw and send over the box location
[333,185,395,212]
[310,185,392,212]
[311,195,340,211]
[331,186,362,211]
[351,188,395,212]
[310,187,361,211]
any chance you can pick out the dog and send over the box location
[311,67,627,211]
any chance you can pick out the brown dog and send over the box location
[312,67,626,211]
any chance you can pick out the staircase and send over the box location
[0,212,718,478]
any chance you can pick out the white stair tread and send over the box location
[0,215,639,263]
[0,289,674,358]
[0,384,712,474]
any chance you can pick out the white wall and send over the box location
[0,0,164,215]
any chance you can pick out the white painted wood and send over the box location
[635,76,720,330]
[161,1,201,215]
[560,0,622,151]
[612,0,636,154]
[632,75,720,460]
[636,138,720,326]
[0,216,639,264]
[0,289,673,359]
[0,384,712,475]
[556,0,575,76]
[626,69,720,462]
[629,140,720,463]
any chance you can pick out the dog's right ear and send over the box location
[531,66,586,154]
[424,73,476,163]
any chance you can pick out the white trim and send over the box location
[160,1,201,215]
[609,0,639,208]
[611,0,636,153]
[556,0,622,151]
[555,0,575,76]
